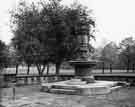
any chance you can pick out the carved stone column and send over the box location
[69,34,96,83]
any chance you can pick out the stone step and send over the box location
[41,83,53,92]
[65,81,87,85]
[41,80,120,95]
[110,86,122,91]
[49,88,79,95]
[52,84,78,90]
[67,79,82,82]
[79,86,111,95]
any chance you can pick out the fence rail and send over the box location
[1,63,135,87]
[2,64,135,75]
[2,74,75,87]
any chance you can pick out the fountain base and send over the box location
[41,79,121,95]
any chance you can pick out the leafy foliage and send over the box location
[119,37,135,67]
[94,37,135,69]
[10,0,95,75]
[100,42,119,64]
[0,40,9,69]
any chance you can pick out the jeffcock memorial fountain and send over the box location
[41,28,124,95]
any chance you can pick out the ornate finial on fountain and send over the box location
[76,34,90,61]
[74,15,93,61]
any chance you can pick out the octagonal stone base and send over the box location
[41,79,121,95]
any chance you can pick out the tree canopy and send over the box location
[10,0,95,75]
[92,37,135,70]
[100,42,119,64]
[119,37,135,69]
[0,40,9,70]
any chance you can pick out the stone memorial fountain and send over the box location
[41,28,122,95]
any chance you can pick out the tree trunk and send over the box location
[127,60,130,73]
[15,64,19,75]
[41,64,46,75]
[46,64,49,75]
[36,64,42,75]
[102,62,104,74]
[56,63,60,76]
[36,64,46,75]
[110,64,112,73]
[27,64,30,75]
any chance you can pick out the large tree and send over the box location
[0,40,9,70]
[11,0,95,75]
[11,1,50,75]
[100,42,119,64]
[119,37,135,70]
[38,0,95,75]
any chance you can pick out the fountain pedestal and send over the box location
[68,34,97,83]
[69,61,96,83]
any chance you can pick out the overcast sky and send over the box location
[0,0,135,47]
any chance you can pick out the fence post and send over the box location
[13,87,15,100]
[127,62,129,73]
[132,64,135,73]
[110,64,112,74]
[11,83,16,100]
[102,62,104,74]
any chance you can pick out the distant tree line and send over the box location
[92,37,135,70]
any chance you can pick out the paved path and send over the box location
[1,85,135,107]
